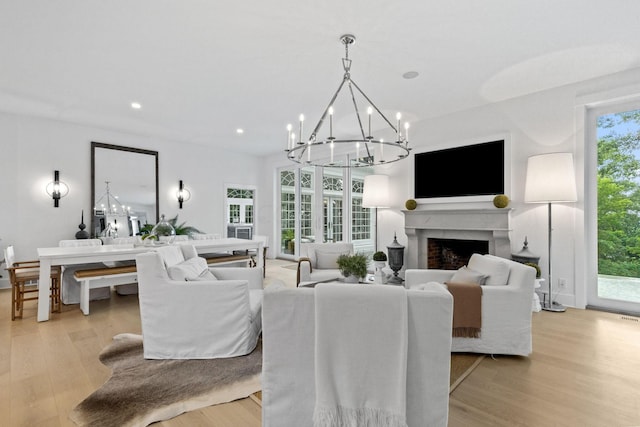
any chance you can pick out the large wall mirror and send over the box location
[91,142,159,238]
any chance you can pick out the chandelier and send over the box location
[285,34,410,168]
[93,181,131,216]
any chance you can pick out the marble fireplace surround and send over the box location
[404,208,512,269]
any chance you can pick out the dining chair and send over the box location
[4,245,61,320]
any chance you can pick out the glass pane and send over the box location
[323,169,343,243]
[301,167,315,243]
[352,170,375,256]
[597,108,640,304]
[229,204,240,223]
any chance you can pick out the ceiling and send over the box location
[2,1,640,158]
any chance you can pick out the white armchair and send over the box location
[405,253,536,356]
[296,242,354,286]
[135,244,265,359]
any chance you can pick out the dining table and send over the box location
[36,238,264,322]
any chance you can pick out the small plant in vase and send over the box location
[372,251,388,284]
[337,253,368,283]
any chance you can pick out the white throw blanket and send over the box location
[313,283,408,427]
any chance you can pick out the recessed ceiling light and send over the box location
[236,128,244,134]
[131,102,142,109]
[402,71,419,79]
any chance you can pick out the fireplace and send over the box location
[404,208,511,269]
[428,238,489,270]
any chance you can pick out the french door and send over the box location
[587,101,640,314]
[277,160,375,259]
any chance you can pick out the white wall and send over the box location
[0,112,262,266]
[260,66,640,309]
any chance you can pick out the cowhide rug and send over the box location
[69,333,262,427]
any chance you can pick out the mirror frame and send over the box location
[91,141,159,238]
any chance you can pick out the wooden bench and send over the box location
[204,253,252,267]
[74,265,138,315]
[73,253,253,315]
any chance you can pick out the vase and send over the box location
[150,214,176,244]
[374,261,387,284]
[343,275,359,283]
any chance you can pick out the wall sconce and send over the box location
[177,180,191,209]
[45,170,69,207]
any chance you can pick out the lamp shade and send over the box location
[524,153,577,203]
[362,174,390,208]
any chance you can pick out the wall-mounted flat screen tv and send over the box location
[414,139,506,200]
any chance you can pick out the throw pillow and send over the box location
[448,266,488,286]
[167,257,215,281]
[467,254,510,286]
[155,245,185,268]
[186,268,218,282]
[315,251,343,269]
[308,244,353,268]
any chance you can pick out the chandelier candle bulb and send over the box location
[287,124,292,150]
[329,106,334,138]
[367,106,373,137]
[299,114,304,144]
[404,122,410,142]
[396,112,401,141]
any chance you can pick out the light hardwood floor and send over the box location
[1,260,639,426]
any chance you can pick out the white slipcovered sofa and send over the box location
[296,242,353,286]
[262,282,453,427]
[405,253,536,356]
[135,244,266,359]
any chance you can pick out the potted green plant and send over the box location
[281,229,295,254]
[372,251,388,284]
[372,251,387,262]
[337,253,368,282]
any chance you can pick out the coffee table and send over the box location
[298,274,380,288]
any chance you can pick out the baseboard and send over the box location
[586,305,640,317]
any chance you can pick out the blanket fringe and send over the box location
[453,327,481,338]
[313,405,407,427]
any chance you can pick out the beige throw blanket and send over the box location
[445,281,483,338]
[313,283,408,427]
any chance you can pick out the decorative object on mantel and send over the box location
[46,170,69,207]
[405,199,417,210]
[492,194,510,208]
[524,152,577,313]
[336,253,368,283]
[75,210,89,239]
[285,34,410,168]
[387,233,405,284]
[372,251,388,284]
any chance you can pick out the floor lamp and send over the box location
[362,174,390,252]
[524,153,577,312]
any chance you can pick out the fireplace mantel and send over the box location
[404,208,512,269]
